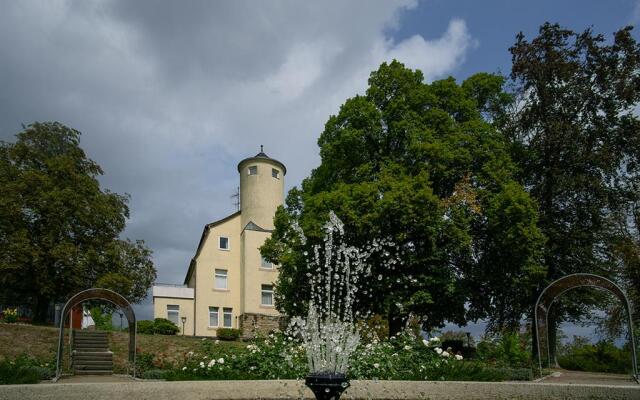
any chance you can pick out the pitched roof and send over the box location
[183,211,241,284]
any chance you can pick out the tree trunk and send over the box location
[547,311,560,368]
[387,309,405,338]
[32,295,50,323]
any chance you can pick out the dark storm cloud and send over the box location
[0,0,474,318]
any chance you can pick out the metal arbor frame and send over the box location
[54,288,137,380]
[534,273,638,381]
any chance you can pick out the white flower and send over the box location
[434,347,443,355]
[182,366,187,371]
[199,361,205,368]
[404,345,411,350]
[217,358,224,364]
[392,353,398,357]
[441,351,450,358]
[430,336,440,342]
[373,363,380,369]
[215,340,219,345]
[207,359,216,368]
[422,339,429,347]
[455,354,463,361]
[187,351,194,357]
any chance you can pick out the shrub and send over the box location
[153,318,180,335]
[493,367,533,381]
[441,339,464,354]
[0,355,54,385]
[476,331,530,367]
[136,352,156,373]
[90,307,113,331]
[216,328,241,341]
[558,339,632,374]
[137,320,155,334]
[2,308,18,323]
[141,369,170,380]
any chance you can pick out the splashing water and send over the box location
[289,211,401,375]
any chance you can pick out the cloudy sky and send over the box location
[1,0,638,329]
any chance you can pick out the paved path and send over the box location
[51,374,137,383]
[1,379,638,399]
[539,370,637,386]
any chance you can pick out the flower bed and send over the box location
[140,330,530,382]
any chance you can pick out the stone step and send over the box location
[73,362,113,371]
[74,340,109,346]
[74,331,109,338]
[72,349,113,355]
[72,359,113,365]
[74,338,109,343]
[73,351,113,360]
[74,346,109,353]
[73,370,113,375]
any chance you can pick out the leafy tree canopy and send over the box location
[502,23,640,343]
[0,122,156,321]
[262,61,545,334]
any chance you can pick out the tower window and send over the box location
[248,165,258,175]
[219,236,229,250]
[261,284,274,306]
[272,168,280,179]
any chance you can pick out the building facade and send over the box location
[152,149,286,337]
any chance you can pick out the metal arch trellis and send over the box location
[54,288,137,381]
[534,273,638,382]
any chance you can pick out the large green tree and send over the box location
[262,61,545,335]
[0,122,156,321]
[501,23,640,360]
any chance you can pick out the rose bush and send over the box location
[159,330,516,382]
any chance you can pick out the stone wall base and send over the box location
[239,313,288,338]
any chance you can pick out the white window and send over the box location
[261,256,273,269]
[208,307,219,327]
[223,308,232,328]
[272,168,280,179]
[215,269,228,289]
[261,284,274,306]
[248,165,258,175]
[167,305,179,325]
[219,236,229,250]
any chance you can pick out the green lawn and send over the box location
[0,322,242,373]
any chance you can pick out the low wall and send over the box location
[238,313,288,338]
[1,379,638,400]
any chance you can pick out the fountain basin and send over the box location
[305,372,350,400]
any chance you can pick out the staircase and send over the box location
[72,330,113,375]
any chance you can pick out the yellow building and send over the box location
[152,148,286,337]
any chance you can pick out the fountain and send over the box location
[288,212,400,400]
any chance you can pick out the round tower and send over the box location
[237,146,286,230]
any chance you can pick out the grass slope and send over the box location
[0,323,239,373]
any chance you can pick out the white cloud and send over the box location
[0,0,475,318]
